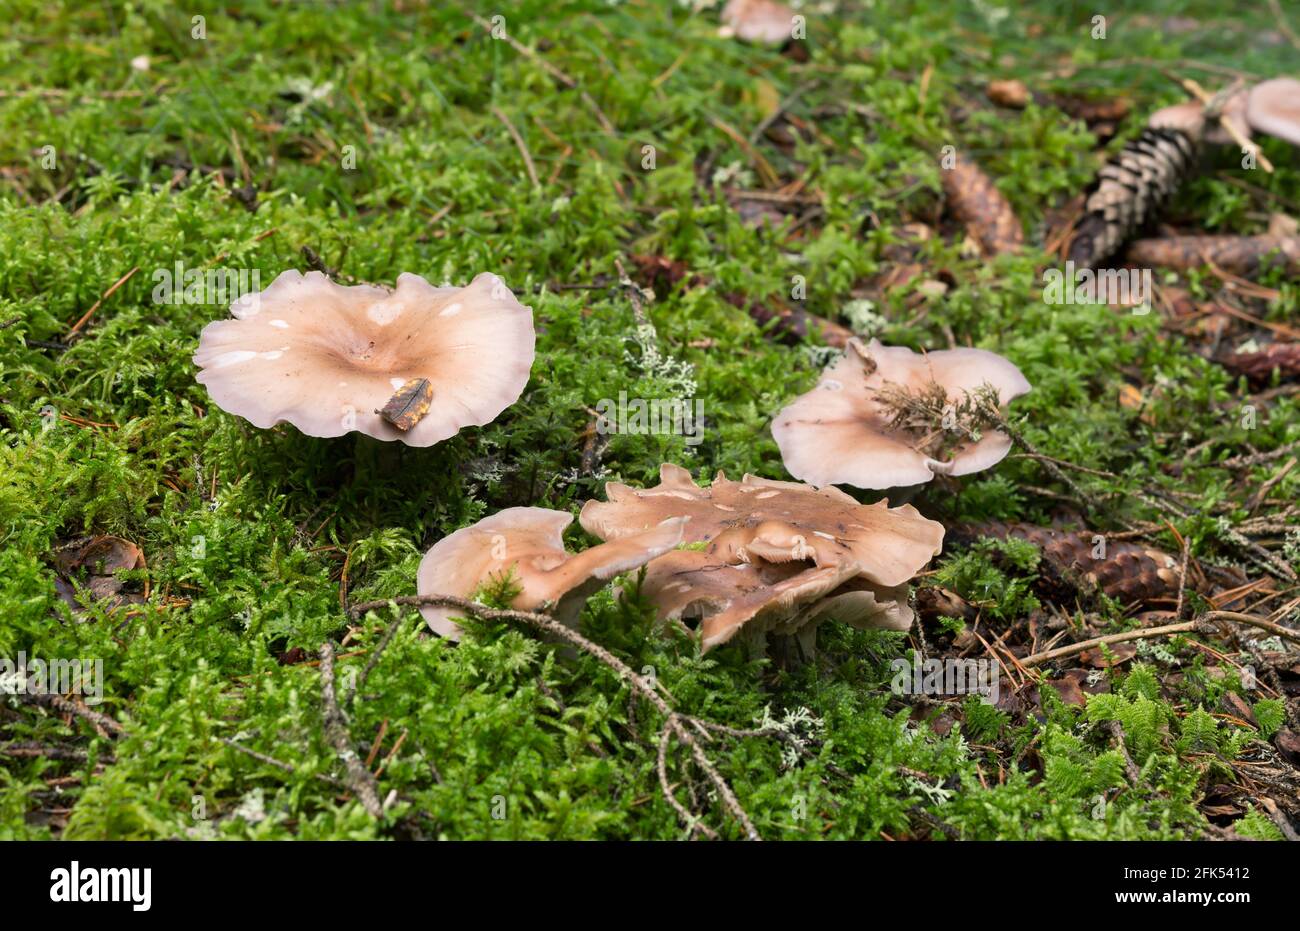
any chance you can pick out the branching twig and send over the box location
[348,593,761,839]
[18,692,126,737]
[319,642,385,818]
[613,258,651,329]
[658,718,719,840]
[0,742,109,763]
[1020,611,1300,668]
[1105,721,1143,783]
[217,736,344,788]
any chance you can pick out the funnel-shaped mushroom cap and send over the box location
[1148,89,1250,145]
[719,0,797,45]
[194,270,535,446]
[1247,77,1300,147]
[580,463,944,588]
[1148,101,1207,138]
[771,338,1030,489]
[584,465,941,651]
[417,507,686,640]
[641,549,858,649]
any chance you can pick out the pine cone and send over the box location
[1067,128,1198,268]
[967,522,1192,606]
[940,151,1024,255]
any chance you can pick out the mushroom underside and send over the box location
[640,548,915,651]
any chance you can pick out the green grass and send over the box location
[1,0,1297,839]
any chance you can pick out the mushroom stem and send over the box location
[352,433,400,485]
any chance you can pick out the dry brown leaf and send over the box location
[52,535,147,612]
[726,293,852,348]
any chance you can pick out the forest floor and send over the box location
[2,0,1299,839]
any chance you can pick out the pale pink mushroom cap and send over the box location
[771,338,1031,489]
[416,507,686,640]
[581,464,943,649]
[1147,100,1207,139]
[1148,89,1251,145]
[581,463,945,589]
[194,270,535,446]
[803,578,914,632]
[719,0,797,45]
[641,550,858,649]
[1247,77,1300,147]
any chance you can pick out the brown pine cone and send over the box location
[968,522,1193,606]
[1067,127,1198,268]
[939,151,1024,255]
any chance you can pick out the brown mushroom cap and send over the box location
[194,270,535,446]
[719,0,797,45]
[581,464,943,650]
[581,463,945,588]
[771,338,1030,489]
[417,507,686,640]
[1246,77,1300,147]
[641,549,858,649]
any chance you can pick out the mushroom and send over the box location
[718,0,797,46]
[640,550,858,651]
[194,270,535,447]
[580,464,944,650]
[417,507,686,640]
[1246,77,1300,147]
[1149,78,1300,150]
[771,338,1030,490]
[1148,88,1250,145]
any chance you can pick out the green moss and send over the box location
[1,0,1295,839]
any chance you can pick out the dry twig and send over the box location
[348,593,761,839]
[1020,611,1300,669]
[319,641,385,818]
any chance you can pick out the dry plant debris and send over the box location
[1126,234,1300,276]
[772,338,1030,489]
[939,151,1025,255]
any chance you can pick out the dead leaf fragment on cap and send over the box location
[378,377,433,431]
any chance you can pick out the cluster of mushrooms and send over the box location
[194,270,1030,653]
